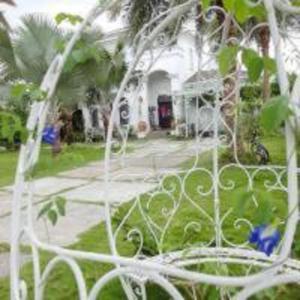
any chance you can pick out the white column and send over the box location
[134,78,150,138]
[79,102,93,137]
[171,75,182,133]
[139,78,150,130]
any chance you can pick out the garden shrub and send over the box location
[0,111,27,150]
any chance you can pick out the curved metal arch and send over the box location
[26,229,300,289]
[88,267,184,300]
[103,0,300,295]
[9,0,300,299]
[235,274,300,300]
[39,256,88,300]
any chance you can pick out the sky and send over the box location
[1,0,299,72]
[1,0,123,32]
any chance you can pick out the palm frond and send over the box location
[13,14,65,83]
[0,25,19,80]
[56,69,87,106]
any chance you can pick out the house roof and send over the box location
[184,70,219,84]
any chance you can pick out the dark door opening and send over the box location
[72,110,84,132]
[119,98,130,126]
[158,95,173,129]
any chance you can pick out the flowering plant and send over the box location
[249,224,280,256]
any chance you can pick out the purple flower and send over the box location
[249,225,280,256]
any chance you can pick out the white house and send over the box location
[83,23,222,139]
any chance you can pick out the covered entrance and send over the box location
[157,95,173,128]
[147,70,172,129]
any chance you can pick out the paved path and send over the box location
[0,138,211,277]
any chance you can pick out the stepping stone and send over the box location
[125,155,187,168]
[108,167,181,182]
[59,166,103,179]
[32,202,106,246]
[109,167,156,181]
[3,177,88,197]
[0,202,106,247]
[0,194,43,218]
[88,161,121,172]
[59,181,155,204]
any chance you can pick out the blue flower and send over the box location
[249,225,280,256]
[42,126,58,145]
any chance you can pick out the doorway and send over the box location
[158,95,173,129]
[148,71,172,127]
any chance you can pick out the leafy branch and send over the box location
[55,13,83,26]
[37,196,67,226]
[11,82,47,102]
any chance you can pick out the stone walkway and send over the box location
[0,138,211,277]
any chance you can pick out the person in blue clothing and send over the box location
[42,119,63,156]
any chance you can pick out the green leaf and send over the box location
[55,196,67,216]
[250,4,267,21]
[242,48,264,82]
[31,88,46,101]
[37,201,53,219]
[242,49,258,68]
[249,57,264,82]
[10,82,46,102]
[54,40,65,53]
[72,49,88,63]
[260,96,291,132]
[291,0,300,6]
[223,0,266,22]
[64,57,77,73]
[55,13,83,25]
[217,45,239,76]
[202,0,212,10]
[235,0,250,23]
[10,83,27,99]
[55,13,67,25]
[263,56,277,74]
[223,0,235,12]
[47,209,58,226]
[234,189,254,217]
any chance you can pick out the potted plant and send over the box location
[137,120,148,138]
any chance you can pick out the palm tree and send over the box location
[0,13,127,140]
[258,26,271,102]
[0,14,87,104]
[83,40,127,138]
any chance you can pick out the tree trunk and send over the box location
[79,102,93,142]
[259,26,271,102]
[223,19,245,157]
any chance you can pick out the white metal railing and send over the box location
[9,0,300,299]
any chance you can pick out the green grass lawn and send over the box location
[0,135,299,299]
[0,144,105,187]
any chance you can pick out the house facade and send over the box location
[83,24,221,139]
